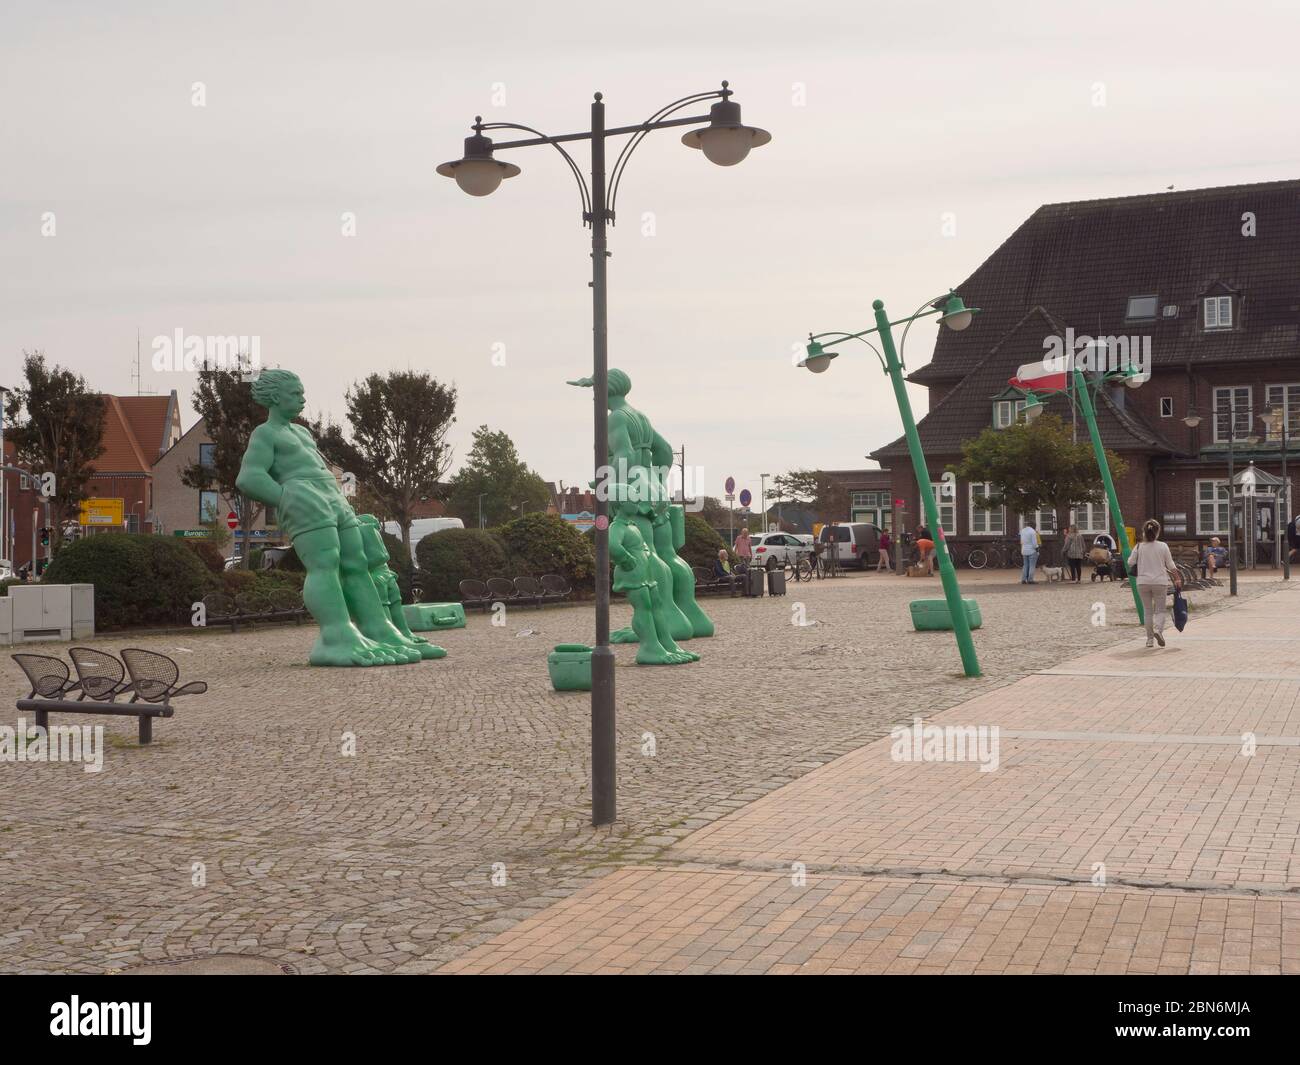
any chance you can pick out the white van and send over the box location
[383,517,465,563]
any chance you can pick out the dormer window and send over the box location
[1125,295,1158,321]
[994,398,1025,428]
[1203,295,1233,330]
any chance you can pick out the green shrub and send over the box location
[680,514,728,570]
[414,528,509,602]
[41,533,214,629]
[497,512,595,592]
[0,578,25,597]
[185,538,227,574]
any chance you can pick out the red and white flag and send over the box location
[1009,354,1069,393]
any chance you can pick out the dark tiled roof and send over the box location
[909,178,1300,386]
[873,307,1184,460]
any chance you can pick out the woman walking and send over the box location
[877,529,892,572]
[1063,524,1086,583]
[1127,519,1181,648]
[733,528,752,567]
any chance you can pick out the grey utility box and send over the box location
[8,584,95,643]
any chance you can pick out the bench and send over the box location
[12,647,207,745]
[201,589,306,632]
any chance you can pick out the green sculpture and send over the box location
[609,492,699,665]
[236,369,432,667]
[357,514,446,659]
[568,368,714,646]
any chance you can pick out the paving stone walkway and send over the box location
[443,582,1300,974]
[0,568,1282,973]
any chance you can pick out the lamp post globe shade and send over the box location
[437,131,521,197]
[938,293,977,332]
[682,98,771,167]
[1124,367,1149,389]
[802,341,836,374]
[1183,408,1202,428]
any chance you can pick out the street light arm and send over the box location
[808,330,887,371]
[608,88,730,217]
[476,120,592,218]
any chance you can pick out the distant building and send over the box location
[82,392,183,536]
[548,483,597,531]
[871,179,1300,563]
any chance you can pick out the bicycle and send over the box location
[782,554,815,582]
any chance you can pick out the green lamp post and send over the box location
[800,292,982,679]
[1022,356,1147,624]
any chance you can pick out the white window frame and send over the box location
[994,399,1025,429]
[1213,386,1252,443]
[1196,479,1229,534]
[19,473,31,491]
[1159,396,1174,418]
[1265,383,1300,435]
[929,482,957,537]
[1126,294,1158,321]
[967,482,1005,536]
[1203,295,1233,330]
[1070,501,1110,535]
[1019,509,1057,536]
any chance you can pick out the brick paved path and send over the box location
[444,582,1300,974]
[0,569,1281,973]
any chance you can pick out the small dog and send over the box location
[1041,566,1064,582]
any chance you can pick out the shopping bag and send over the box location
[1172,588,1188,632]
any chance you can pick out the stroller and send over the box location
[1088,533,1124,582]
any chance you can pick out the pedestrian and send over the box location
[877,528,892,572]
[1063,524,1085,583]
[914,523,934,576]
[1019,521,1040,583]
[1129,519,1181,647]
[733,527,752,565]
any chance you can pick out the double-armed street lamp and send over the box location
[1259,402,1290,581]
[798,292,983,679]
[440,82,770,827]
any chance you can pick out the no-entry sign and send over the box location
[227,511,239,529]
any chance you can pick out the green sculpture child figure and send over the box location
[357,515,446,660]
[236,369,426,667]
[608,493,698,666]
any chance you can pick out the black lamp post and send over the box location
[1261,403,1290,580]
[440,84,769,826]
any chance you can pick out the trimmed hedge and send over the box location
[415,528,509,602]
[41,533,214,630]
[380,530,417,603]
[679,514,728,570]
[497,513,595,592]
[185,538,227,574]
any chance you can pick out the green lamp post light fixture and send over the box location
[799,291,983,679]
[1020,350,1148,623]
[440,82,770,828]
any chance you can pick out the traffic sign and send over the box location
[739,489,752,507]
[227,511,239,529]
[725,476,736,495]
[894,498,904,508]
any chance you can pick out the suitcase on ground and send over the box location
[744,568,765,597]
[767,568,786,596]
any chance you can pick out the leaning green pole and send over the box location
[875,299,981,678]
[1073,367,1144,625]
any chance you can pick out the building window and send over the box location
[851,491,885,509]
[199,490,219,524]
[125,513,140,534]
[198,443,217,469]
[1265,383,1300,435]
[1197,479,1229,534]
[1070,501,1109,535]
[1203,295,1233,330]
[1213,386,1252,442]
[19,473,31,491]
[968,483,1005,535]
[1159,396,1174,418]
[994,399,1025,428]
[1125,295,1158,321]
[929,483,957,536]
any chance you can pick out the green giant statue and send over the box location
[568,368,714,656]
[236,369,433,667]
[357,514,446,660]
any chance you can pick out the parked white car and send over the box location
[383,517,466,563]
[750,532,814,570]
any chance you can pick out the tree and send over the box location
[950,412,1128,559]
[773,469,849,527]
[445,426,550,527]
[181,367,267,567]
[310,370,457,548]
[3,351,107,556]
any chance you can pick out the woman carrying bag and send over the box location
[1127,519,1181,648]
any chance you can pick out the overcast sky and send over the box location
[3,0,1298,505]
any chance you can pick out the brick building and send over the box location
[871,179,1300,564]
[83,392,183,535]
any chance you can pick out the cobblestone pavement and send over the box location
[444,581,1300,974]
[0,568,1278,973]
